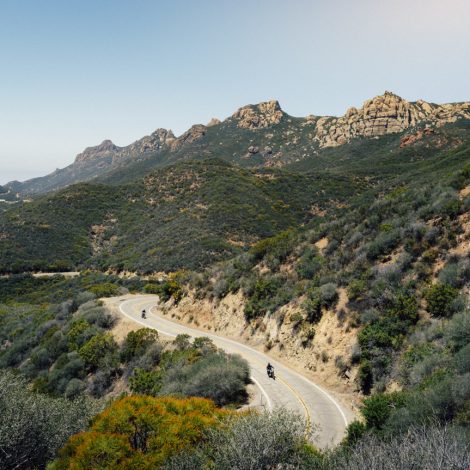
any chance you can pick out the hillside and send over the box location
[2,119,470,274]
[1,93,469,469]
[0,159,366,273]
[7,92,470,195]
[157,138,470,443]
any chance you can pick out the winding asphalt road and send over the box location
[114,295,354,449]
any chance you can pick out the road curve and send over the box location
[115,295,353,449]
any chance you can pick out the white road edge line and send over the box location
[119,297,348,427]
[251,377,273,411]
[119,301,177,338]
[119,299,274,412]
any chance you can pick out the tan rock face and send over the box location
[116,128,175,161]
[315,91,470,148]
[232,100,284,129]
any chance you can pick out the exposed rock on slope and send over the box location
[170,124,207,150]
[315,91,470,147]
[232,100,285,129]
[117,128,175,160]
[7,91,470,196]
[207,117,221,127]
[75,139,121,164]
[159,289,359,398]
[74,129,176,165]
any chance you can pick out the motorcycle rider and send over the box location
[141,309,146,319]
[267,362,274,378]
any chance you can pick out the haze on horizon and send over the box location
[1,0,469,184]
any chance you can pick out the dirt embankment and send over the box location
[158,288,361,410]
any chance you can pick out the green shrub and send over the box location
[64,378,87,399]
[303,295,322,324]
[159,278,183,303]
[120,328,159,362]
[143,283,161,294]
[347,279,367,301]
[444,308,470,351]
[67,319,90,350]
[79,333,117,369]
[129,368,163,395]
[296,248,323,279]
[453,343,470,374]
[344,420,367,446]
[424,283,459,317]
[361,392,406,430]
[250,230,295,262]
[319,282,338,307]
[389,292,418,323]
[87,283,120,297]
[244,277,283,320]
[160,352,250,406]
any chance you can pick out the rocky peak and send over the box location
[139,128,175,150]
[74,139,121,164]
[170,124,207,151]
[315,92,470,147]
[207,117,221,127]
[114,128,175,161]
[232,100,285,129]
[74,128,177,166]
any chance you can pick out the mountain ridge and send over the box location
[6,91,470,196]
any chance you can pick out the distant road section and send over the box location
[114,295,355,449]
[32,272,80,278]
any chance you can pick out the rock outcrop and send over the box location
[10,91,470,197]
[314,91,470,148]
[170,124,207,150]
[400,128,435,148]
[207,117,221,127]
[74,139,121,164]
[117,128,175,161]
[74,129,176,165]
[232,100,284,129]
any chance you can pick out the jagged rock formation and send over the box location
[232,100,284,129]
[314,91,470,147]
[74,129,175,165]
[117,128,175,160]
[7,91,470,196]
[207,117,221,127]
[170,124,206,150]
[75,140,121,164]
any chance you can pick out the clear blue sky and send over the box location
[1,0,469,183]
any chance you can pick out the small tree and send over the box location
[424,283,458,317]
[49,396,230,469]
[79,333,118,369]
[361,392,406,430]
[121,328,159,362]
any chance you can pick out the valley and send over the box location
[1,91,469,469]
